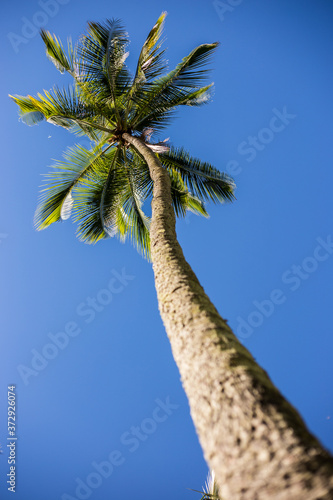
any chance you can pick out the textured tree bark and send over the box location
[123,133,333,500]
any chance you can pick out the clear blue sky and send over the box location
[1,1,333,499]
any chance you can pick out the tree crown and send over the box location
[10,12,235,259]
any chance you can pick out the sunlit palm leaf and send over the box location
[169,169,208,218]
[120,149,151,258]
[190,471,222,500]
[129,43,219,131]
[125,11,167,123]
[72,148,126,243]
[77,19,131,112]
[34,143,114,230]
[134,11,167,84]
[128,149,153,201]
[40,29,74,74]
[130,84,214,134]
[9,86,108,140]
[160,147,235,203]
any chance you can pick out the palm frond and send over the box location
[124,12,168,124]
[129,43,219,131]
[129,149,153,201]
[126,11,167,116]
[99,149,126,238]
[119,149,151,258]
[76,19,131,112]
[134,12,167,83]
[169,169,208,218]
[186,193,209,217]
[72,147,127,243]
[40,29,74,74]
[9,86,112,139]
[175,84,214,107]
[128,84,214,134]
[167,42,220,88]
[190,471,222,500]
[34,143,114,230]
[160,147,235,203]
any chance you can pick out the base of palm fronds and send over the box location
[189,470,223,500]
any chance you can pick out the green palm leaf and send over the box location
[34,143,114,230]
[133,11,167,84]
[160,147,235,203]
[130,84,214,134]
[129,42,219,131]
[40,29,74,74]
[9,86,115,140]
[169,169,208,218]
[72,147,125,243]
[124,12,168,125]
[119,149,151,258]
[77,19,131,112]
[126,149,153,200]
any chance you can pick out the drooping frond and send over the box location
[128,149,153,201]
[169,169,209,218]
[72,147,126,243]
[160,147,235,203]
[34,143,114,230]
[40,29,74,74]
[175,84,214,107]
[164,42,220,88]
[119,149,151,258]
[70,146,151,253]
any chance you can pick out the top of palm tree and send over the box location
[9,12,235,259]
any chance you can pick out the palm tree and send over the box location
[10,13,333,499]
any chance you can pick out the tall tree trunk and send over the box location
[123,133,333,500]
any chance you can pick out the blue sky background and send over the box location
[1,0,333,499]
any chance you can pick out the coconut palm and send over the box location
[10,13,333,499]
